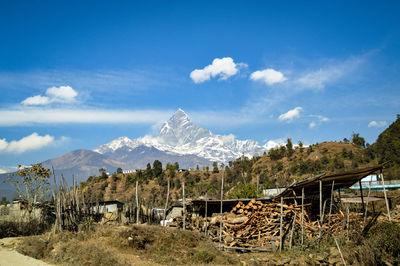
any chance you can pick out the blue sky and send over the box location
[0,0,399,172]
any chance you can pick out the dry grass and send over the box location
[14,218,400,265]
[16,224,237,265]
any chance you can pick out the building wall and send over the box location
[0,202,43,222]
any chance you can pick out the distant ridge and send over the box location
[2,109,270,185]
[94,109,268,164]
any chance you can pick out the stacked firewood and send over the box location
[166,199,365,249]
[206,200,364,248]
[209,200,311,248]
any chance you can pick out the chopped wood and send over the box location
[167,199,365,249]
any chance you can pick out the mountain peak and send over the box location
[169,108,190,124]
[157,108,211,146]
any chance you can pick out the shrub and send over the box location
[0,219,53,238]
[193,249,216,263]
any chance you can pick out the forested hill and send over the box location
[78,115,400,205]
[79,141,375,205]
[373,114,400,179]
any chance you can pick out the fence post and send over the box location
[219,166,225,248]
[279,196,283,252]
[301,188,304,245]
[136,180,139,224]
[182,176,186,230]
[380,170,391,221]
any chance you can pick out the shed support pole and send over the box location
[363,180,372,226]
[205,193,208,236]
[380,170,391,221]
[301,188,304,245]
[319,180,322,238]
[359,180,365,214]
[163,176,170,225]
[328,181,335,229]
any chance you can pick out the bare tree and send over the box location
[6,163,51,215]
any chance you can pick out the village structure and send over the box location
[2,164,398,254]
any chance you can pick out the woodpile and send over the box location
[208,200,311,249]
[167,199,366,250]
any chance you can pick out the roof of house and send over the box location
[276,165,384,198]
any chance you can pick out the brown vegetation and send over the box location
[16,224,236,265]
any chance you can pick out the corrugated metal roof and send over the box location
[276,165,383,198]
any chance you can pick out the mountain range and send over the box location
[36,109,270,180]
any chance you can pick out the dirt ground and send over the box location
[0,237,52,266]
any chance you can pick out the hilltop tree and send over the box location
[1,196,9,205]
[174,162,179,171]
[153,160,163,178]
[212,162,219,173]
[166,163,176,178]
[298,141,304,153]
[116,167,123,174]
[286,138,294,157]
[99,168,108,180]
[145,163,153,179]
[351,132,366,148]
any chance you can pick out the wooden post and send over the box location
[359,180,365,214]
[346,205,349,240]
[182,176,186,230]
[292,190,298,206]
[136,180,139,224]
[363,180,372,225]
[328,181,335,229]
[380,171,391,221]
[319,180,322,219]
[334,237,347,266]
[205,192,208,236]
[289,210,297,249]
[163,175,170,225]
[256,175,259,200]
[219,166,225,248]
[279,196,283,252]
[319,180,322,238]
[301,188,304,245]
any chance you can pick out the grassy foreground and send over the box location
[15,224,237,265]
[12,221,400,265]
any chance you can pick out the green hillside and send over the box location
[372,114,400,179]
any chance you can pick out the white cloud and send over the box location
[250,68,287,85]
[308,115,329,129]
[0,108,172,126]
[46,86,77,103]
[296,57,363,90]
[190,57,245,83]
[263,139,285,150]
[368,121,387,128]
[278,107,303,122]
[0,133,55,153]
[0,138,7,151]
[21,95,51,105]
[297,68,340,89]
[0,166,18,174]
[21,85,78,106]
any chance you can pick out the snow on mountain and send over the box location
[94,109,269,164]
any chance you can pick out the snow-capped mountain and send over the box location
[94,109,269,164]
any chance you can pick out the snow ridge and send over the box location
[94,109,270,163]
